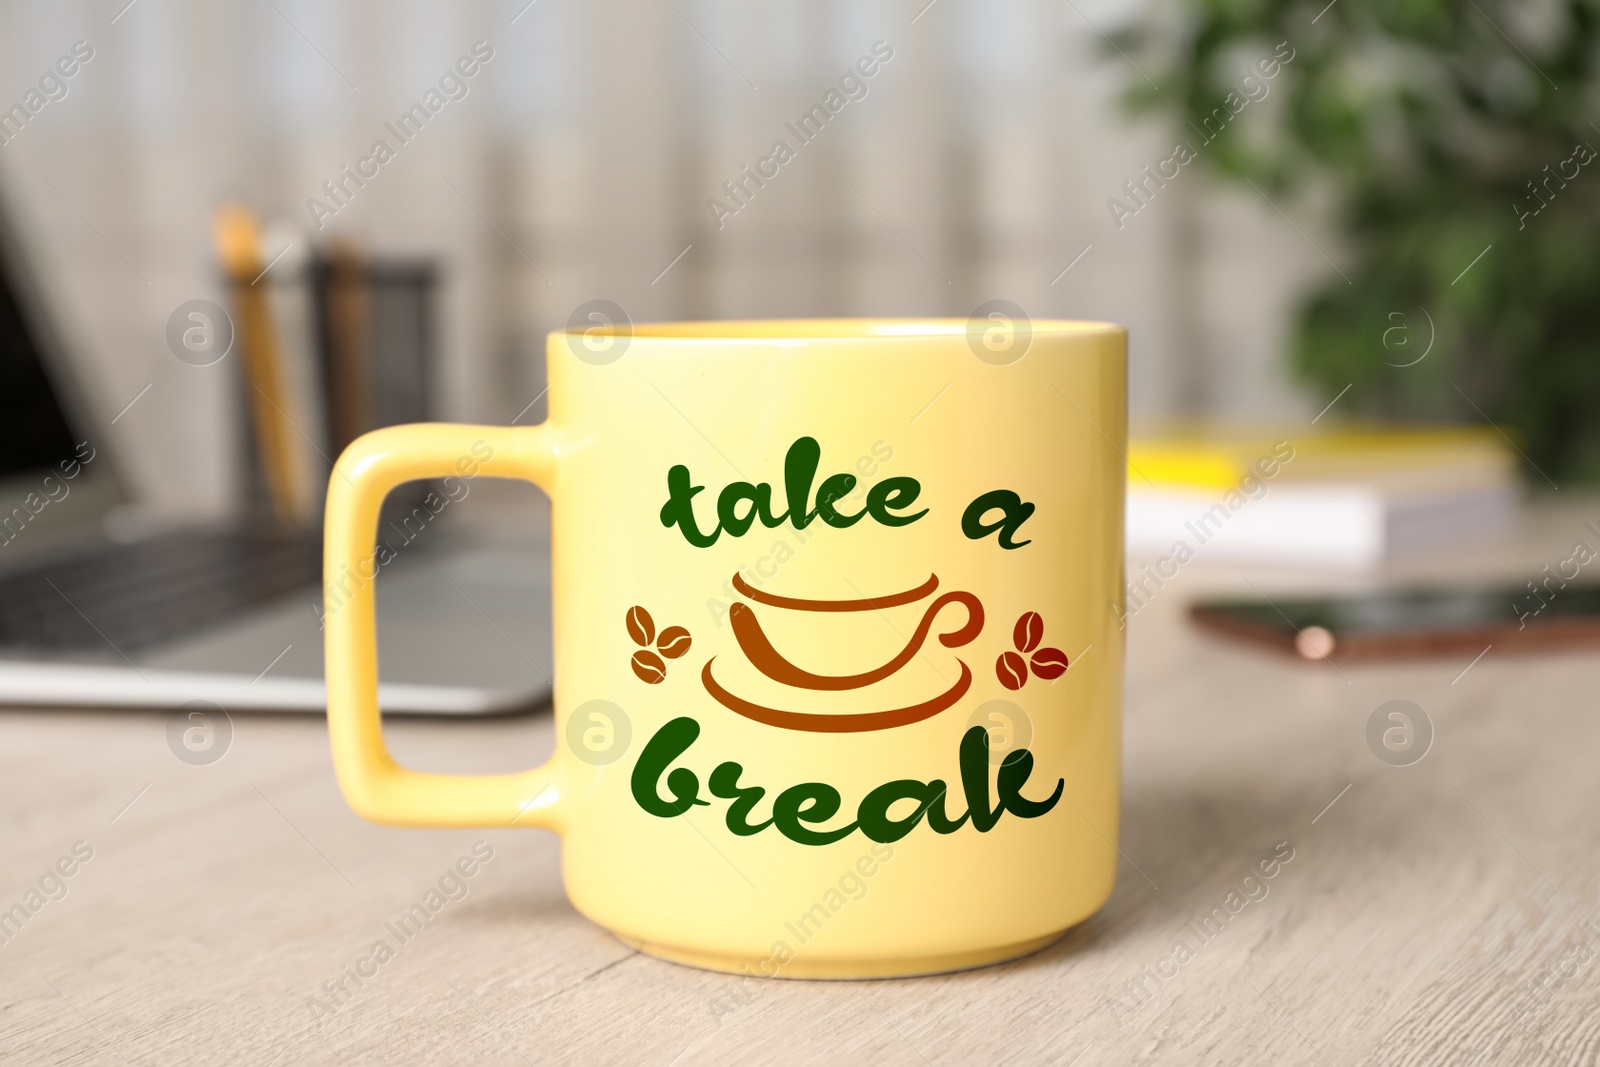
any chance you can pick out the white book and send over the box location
[1127,482,1520,568]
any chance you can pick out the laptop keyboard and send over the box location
[0,527,321,655]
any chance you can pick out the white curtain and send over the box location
[0,0,1325,516]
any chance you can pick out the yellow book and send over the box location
[1129,423,1515,493]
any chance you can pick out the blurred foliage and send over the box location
[1113,0,1600,483]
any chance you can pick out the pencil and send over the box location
[213,203,301,525]
[323,237,371,455]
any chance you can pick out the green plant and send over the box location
[1114,0,1600,483]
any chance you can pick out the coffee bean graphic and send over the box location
[996,651,1028,691]
[626,606,655,647]
[1030,647,1069,679]
[1014,612,1044,653]
[631,649,667,684]
[656,626,692,659]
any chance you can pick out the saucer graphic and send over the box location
[701,573,984,733]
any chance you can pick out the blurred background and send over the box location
[0,0,1358,523]
[3,0,1596,526]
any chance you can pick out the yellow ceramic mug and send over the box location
[324,318,1126,978]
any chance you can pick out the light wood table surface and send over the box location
[3,498,1598,1066]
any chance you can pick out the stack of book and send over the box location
[1125,425,1521,567]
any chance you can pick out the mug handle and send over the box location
[323,422,565,831]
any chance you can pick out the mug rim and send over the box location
[549,317,1125,345]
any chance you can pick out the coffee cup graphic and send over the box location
[701,573,985,733]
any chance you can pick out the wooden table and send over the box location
[4,498,1598,1065]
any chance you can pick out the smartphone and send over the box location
[1189,584,1600,661]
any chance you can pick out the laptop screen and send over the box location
[0,235,78,477]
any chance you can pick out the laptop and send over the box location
[0,183,551,715]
